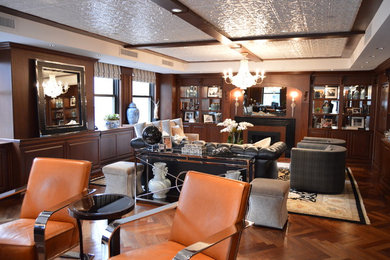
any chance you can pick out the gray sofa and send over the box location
[206,142,287,179]
[290,142,347,194]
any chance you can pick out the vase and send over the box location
[105,120,119,129]
[148,162,171,199]
[127,102,139,125]
[227,131,243,144]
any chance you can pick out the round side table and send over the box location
[68,193,134,260]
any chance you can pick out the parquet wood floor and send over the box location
[1,163,390,259]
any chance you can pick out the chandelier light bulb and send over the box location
[42,74,69,98]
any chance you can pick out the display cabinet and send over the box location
[311,85,340,129]
[342,85,372,130]
[179,85,222,123]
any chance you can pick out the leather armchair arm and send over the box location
[0,185,27,200]
[101,202,178,258]
[174,220,253,260]
[35,189,95,260]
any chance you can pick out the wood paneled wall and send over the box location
[0,42,97,139]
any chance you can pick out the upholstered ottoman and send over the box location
[102,161,144,197]
[247,178,290,229]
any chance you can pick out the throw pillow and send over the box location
[254,137,271,149]
[171,125,185,137]
[134,122,145,138]
[161,120,172,136]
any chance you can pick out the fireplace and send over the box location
[248,131,281,144]
[235,117,295,157]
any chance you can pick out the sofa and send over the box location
[205,140,287,179]
[290,142,346,194]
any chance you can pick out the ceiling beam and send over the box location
[128,31,365,49]
[342,0,383,57]
[149,0,263,62]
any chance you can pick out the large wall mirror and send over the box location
[35,60,87,135]
[243,86,287,116]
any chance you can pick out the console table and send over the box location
[135,148,255,204]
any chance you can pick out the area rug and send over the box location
[277,163,370,224]
[89,176,106,186]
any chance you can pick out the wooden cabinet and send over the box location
[100,127,134,163]
[11,127,135,188]
[309,73,375,162]
[0,142,13,193]
[379,139,390,200]
[183,123,227,143]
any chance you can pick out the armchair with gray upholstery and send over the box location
[290,142,347,194]
[301,136,346,147]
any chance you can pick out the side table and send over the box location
[68,193,134,259]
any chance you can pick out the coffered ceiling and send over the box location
[0,0,389,73]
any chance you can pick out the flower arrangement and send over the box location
[217,118,254,144]
[104,113,120,121]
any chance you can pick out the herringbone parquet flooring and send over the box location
[1,164,390,259]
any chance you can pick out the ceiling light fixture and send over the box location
[223,53,265,90]
[42,74,69,98]
[376,47,384,50]
[171,8,183,13]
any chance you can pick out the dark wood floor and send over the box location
[1,163,390,259]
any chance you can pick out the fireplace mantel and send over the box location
[235,117,295,157]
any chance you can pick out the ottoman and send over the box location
[102,161,144,197]
[247,178,290,229]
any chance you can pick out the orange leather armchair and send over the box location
[102,171,251,260]
[0,157,92,260]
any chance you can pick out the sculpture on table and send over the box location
[142,125,162,150]
[148,162,171,199]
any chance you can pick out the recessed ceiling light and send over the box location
[171,8,183,13]
[376,47,384,50]
[49,43,55,47]
[370,55,376,58]
[365,61,369,64]
[163,38,169,41]
[360,66,364,68]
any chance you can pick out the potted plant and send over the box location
[104,113,120,129]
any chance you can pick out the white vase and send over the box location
[148,162,171,199]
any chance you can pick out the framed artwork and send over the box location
[352,107,362,114]
[321,118,333,128]
[163,136,172,150]
[325,86,338,98]
[346,107,354,114]
[351,117,364,128]
[184,111,194,122]
[70,96,76,107]
[314,89,324,99]
[207,86,220,98]
[203,114,214,123]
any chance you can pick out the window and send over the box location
[94,77,119,129]
[263,87,281,106]
[132,81,154,123]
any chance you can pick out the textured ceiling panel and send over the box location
[179,0,362,38]
[0,0,214,44]
[148,45,243,62]
[242,38,348,59]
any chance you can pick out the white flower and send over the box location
[237,122,254,131]
[219,118,252,133]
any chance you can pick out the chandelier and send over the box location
[42,75,69,98]
[223,54,266,90]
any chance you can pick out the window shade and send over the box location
[94,62,121,79]
[133,68,156,84]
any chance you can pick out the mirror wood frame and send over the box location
[35,60,87,135]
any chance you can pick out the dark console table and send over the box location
[135,148,255,204]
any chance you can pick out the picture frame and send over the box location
[314,89,324,99]
[184,111,194,122]
[203,114,214,123]
[70,96,76,107]
[163,136,172,150]
[320,118,333,128]
[207,86,220,98]
[351,117,364,128]
[352,107,362,114]
[346,107,354,114]
[325,86,338,98]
